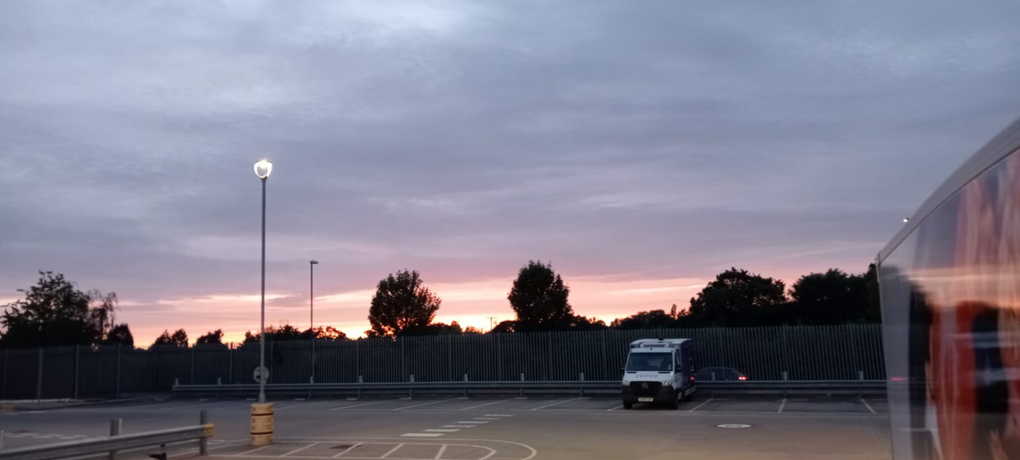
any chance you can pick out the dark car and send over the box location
[694,367,747,381]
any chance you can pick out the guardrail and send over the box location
[0,412,213,460]
[173,380,886,398]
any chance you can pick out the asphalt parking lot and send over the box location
[0,395,891,460]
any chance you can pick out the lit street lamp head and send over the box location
[254,160,273,180]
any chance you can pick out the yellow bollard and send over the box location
[250,403,274,446]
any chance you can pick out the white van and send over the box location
[621,338,696,409]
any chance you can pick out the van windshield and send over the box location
[626,352,673,372]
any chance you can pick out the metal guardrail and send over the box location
[173,380,886,398]
[0,415,213,460]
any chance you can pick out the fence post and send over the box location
[36,347,43,407]
[190,346,196,385]
[115,344,122,399]
[73,345,79,400]
[400,338,406,381]
[781,326,790,380]
[496,334,502,381]
[446,335,453,381]
[2,348,8,400]
[153,346,159,392]
[355,340,360,381]
[600,331,608,380]
[228,344,233,385]
[547,332,553,381]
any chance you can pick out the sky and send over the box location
[1,0,1019,345]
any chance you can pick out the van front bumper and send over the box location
[622,383,678,404]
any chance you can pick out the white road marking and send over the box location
[530,397,581,411]
[424,429,459,432]
[379,443,404,459]
[442,425,473,428]
[393,398,458,411]
[282,442,320,456]
[860,397,877,415]
[232,445,275,456]
[434,444,448,460]
[778,398,787,414]
[330,442,362,457]
[401,433,444,438]
[606,405,623,411]
[484,414,513,417]
[688,398,714,412]
[456,421,488,424]
[474,417,499,420]
[460,399,516,411]
[330,400,390,411]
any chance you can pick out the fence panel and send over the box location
[0,325,886,399]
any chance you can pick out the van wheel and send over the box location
[669,398,679,410]
[623,402,633,410]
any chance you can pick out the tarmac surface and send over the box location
[0,395,891,460]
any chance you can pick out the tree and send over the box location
[242,324,349,344]
[0,271,119,347]
[490,320,517,333]
[507,261,573,331]
[104,323,134,348]
[367,270,441,337]
[610,310,678,329]
[789,269,869,324]
[196,329,225,345]
[687,268,787,327]
[152,328,188,348]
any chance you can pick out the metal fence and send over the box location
[0,324,884,400]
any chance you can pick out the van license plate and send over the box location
[638,397,654,402]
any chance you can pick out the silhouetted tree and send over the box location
[367,270,441,337]
[0,271,119,347]
[687,268,787,326]
[489,320,517,333]
[196,329,225,346]
[610,310,678,329]
[152,328,188,348]
[103,323,134,348]
[863,263,881,322]
[568,315,608,330]
[508,261,573,331]
[789,269,869,324]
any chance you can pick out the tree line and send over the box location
[0,262,880,349]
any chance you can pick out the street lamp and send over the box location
[254,160,272,403]
[309,260,319,383]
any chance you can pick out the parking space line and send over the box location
[860,397,876,415]
[484,414,512,417]
[443,425,473,428]
[330,400,391,411]
[460,399,515,411]
[425,429,458,432]
[379,443,404,459]
[282,442,320,456]
[233,446,275,456]
[433,444,447,460]
[330,442,362,458]
[688,398,714,412]
[606,405,623,411]
[393,398,458,411]
[474,417,499,420]
[531,398,581,411]
[456,421,488,424]
[778,398,787,414]
[401,433,443,438]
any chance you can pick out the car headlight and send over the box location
[662,379,673,386]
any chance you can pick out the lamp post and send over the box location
[254,160,273,403]
[309,260,318,383]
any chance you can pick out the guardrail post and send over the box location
[1,429,4,452]
[579,372,585,397]
[199,410,209,456]
[108,418,122,460]
[782,371,789,399]
[409,374,415,399]
[858,370,865,381]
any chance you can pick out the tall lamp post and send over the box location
[309,260,319,383]
[254,160,273,403]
